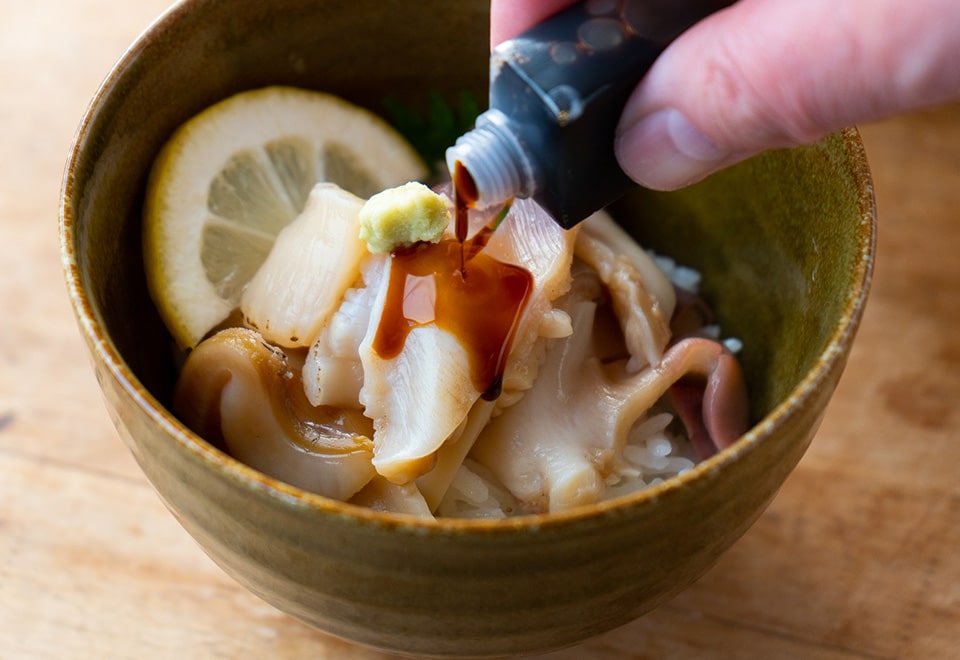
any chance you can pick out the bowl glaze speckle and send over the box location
[59,0,875,656]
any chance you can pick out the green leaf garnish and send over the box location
[492,201,513,230]
[383,91,483,179]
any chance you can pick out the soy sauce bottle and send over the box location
[446,0,736,229]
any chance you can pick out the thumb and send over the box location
[616,0,960,190]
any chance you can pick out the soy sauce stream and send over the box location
[453,161,477,243]
[452,160,477,272]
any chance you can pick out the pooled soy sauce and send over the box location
[371,163,532,400]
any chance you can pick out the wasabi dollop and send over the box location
[359,182,451,254]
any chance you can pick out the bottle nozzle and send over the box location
[445,109,536,210]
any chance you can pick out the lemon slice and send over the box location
[144,86,428,349]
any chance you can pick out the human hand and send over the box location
[491,0,960,190]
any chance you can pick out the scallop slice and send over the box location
[241,182,367,348]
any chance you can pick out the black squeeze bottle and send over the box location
[446,0,736,229]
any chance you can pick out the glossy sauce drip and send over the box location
[452,160,476,244]
[372,237,533,400]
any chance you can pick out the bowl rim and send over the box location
[58,0,877,535]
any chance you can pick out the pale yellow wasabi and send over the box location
[358,182,451,254]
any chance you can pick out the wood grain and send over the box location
[2,1,959,657]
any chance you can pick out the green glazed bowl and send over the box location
[59,0,875,656]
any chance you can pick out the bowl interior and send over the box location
[65,0,873,501]
[614,136,873,418]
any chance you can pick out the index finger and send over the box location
[490,0,579,46]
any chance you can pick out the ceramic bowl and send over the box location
[59,0,875,656]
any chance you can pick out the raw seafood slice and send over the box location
[350,476,434,517]
[576,210,675,372]
[357,197,578,486]
[471,267,748,513]
[301,256,385,408]
[174,327,377,500]
[482,198,580,408]
[241,183,366,348]
[358,295,481,483]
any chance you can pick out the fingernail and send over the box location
[616,109,729,190]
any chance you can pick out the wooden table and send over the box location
[3,2,959,657]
